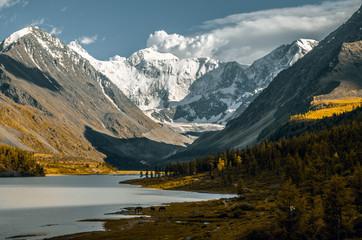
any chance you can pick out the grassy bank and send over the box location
[51,199,275,240]
[50,173,280,240]
[49,171,289,240]
[122,172,266,194]
[35,154,118,175]
[50,110,361,239]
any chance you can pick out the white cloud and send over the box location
[61,6,67,12]
[147,30,226,59]
[29,18,45,26]
[78,35,98,45]
[0,0,20,10]
[147,0,361,64]
[50,27,62,35]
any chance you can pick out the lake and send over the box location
[0,175,235,239]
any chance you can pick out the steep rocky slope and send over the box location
[173,5,362,160]
[168,39,318,124]
[0,27,191,168]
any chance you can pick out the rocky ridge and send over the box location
[0,26,191,168]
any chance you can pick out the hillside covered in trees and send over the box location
[270,104,362,141]
[0,145,45,176]
[165,109,361,180]
[132,107,361,240]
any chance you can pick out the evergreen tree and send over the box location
[273,179,306,240]
[322,175,351,240]
[350,163,362,213]
[237,177,246,196]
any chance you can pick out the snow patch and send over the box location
[128,48,178,66]
[69,40,96,61]
[2,26,33,50]
[69,37,318,128]
[69,41,221,110]
[296,39,318,52]
[98,79,121,111]
[43,73,52,83]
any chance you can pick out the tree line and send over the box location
[0,145,45,176]
[270,106,362,141]
[155,110,361,239]
[164,120,360,181]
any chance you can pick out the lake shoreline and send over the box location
[120,173,237,194]
[46,173,283,239]
[45,171,141,176]
[49,198,243,240]
[48,176,244,240]
[2,175,232,240]
[0,170,141,177]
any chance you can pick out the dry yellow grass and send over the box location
[290,98,362,120]
[35,155,117,175]
[0,100,104,160]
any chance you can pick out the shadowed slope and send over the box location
[0,26,190,167]
[171,5,362,161]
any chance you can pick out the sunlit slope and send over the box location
[290,98,362,120]
[0,26,192,168]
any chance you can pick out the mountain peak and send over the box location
[68,40,95,60]
[294,39,319,52]
[127,47,178,65]
[1,26,37,50]
[68,40,82,50]
[1,26,65,54]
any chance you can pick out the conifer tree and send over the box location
[350,163,362,213]
[274,179,306,240]
[322,175,351,240]
[237,177,246,196]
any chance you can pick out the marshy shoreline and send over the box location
[48,173,280,240]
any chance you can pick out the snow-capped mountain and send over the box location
[69,41,220,110]
[171,39,319,124]
[182,5,362,160]
[71,38,317,131]
[0,26,192,169]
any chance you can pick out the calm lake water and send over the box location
[0,175,235,239]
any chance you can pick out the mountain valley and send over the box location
[174,5,362,161]
[69,38,318,135]
[0,5,360,170]
[0,27,191,169]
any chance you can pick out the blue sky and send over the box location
[0,0,360,64]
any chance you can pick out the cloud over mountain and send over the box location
[78,35,98,45]
[147,0,360,64]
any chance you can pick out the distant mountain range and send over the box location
[0,5,360,169]
[69,38,317,134]
[173,4,362,161]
